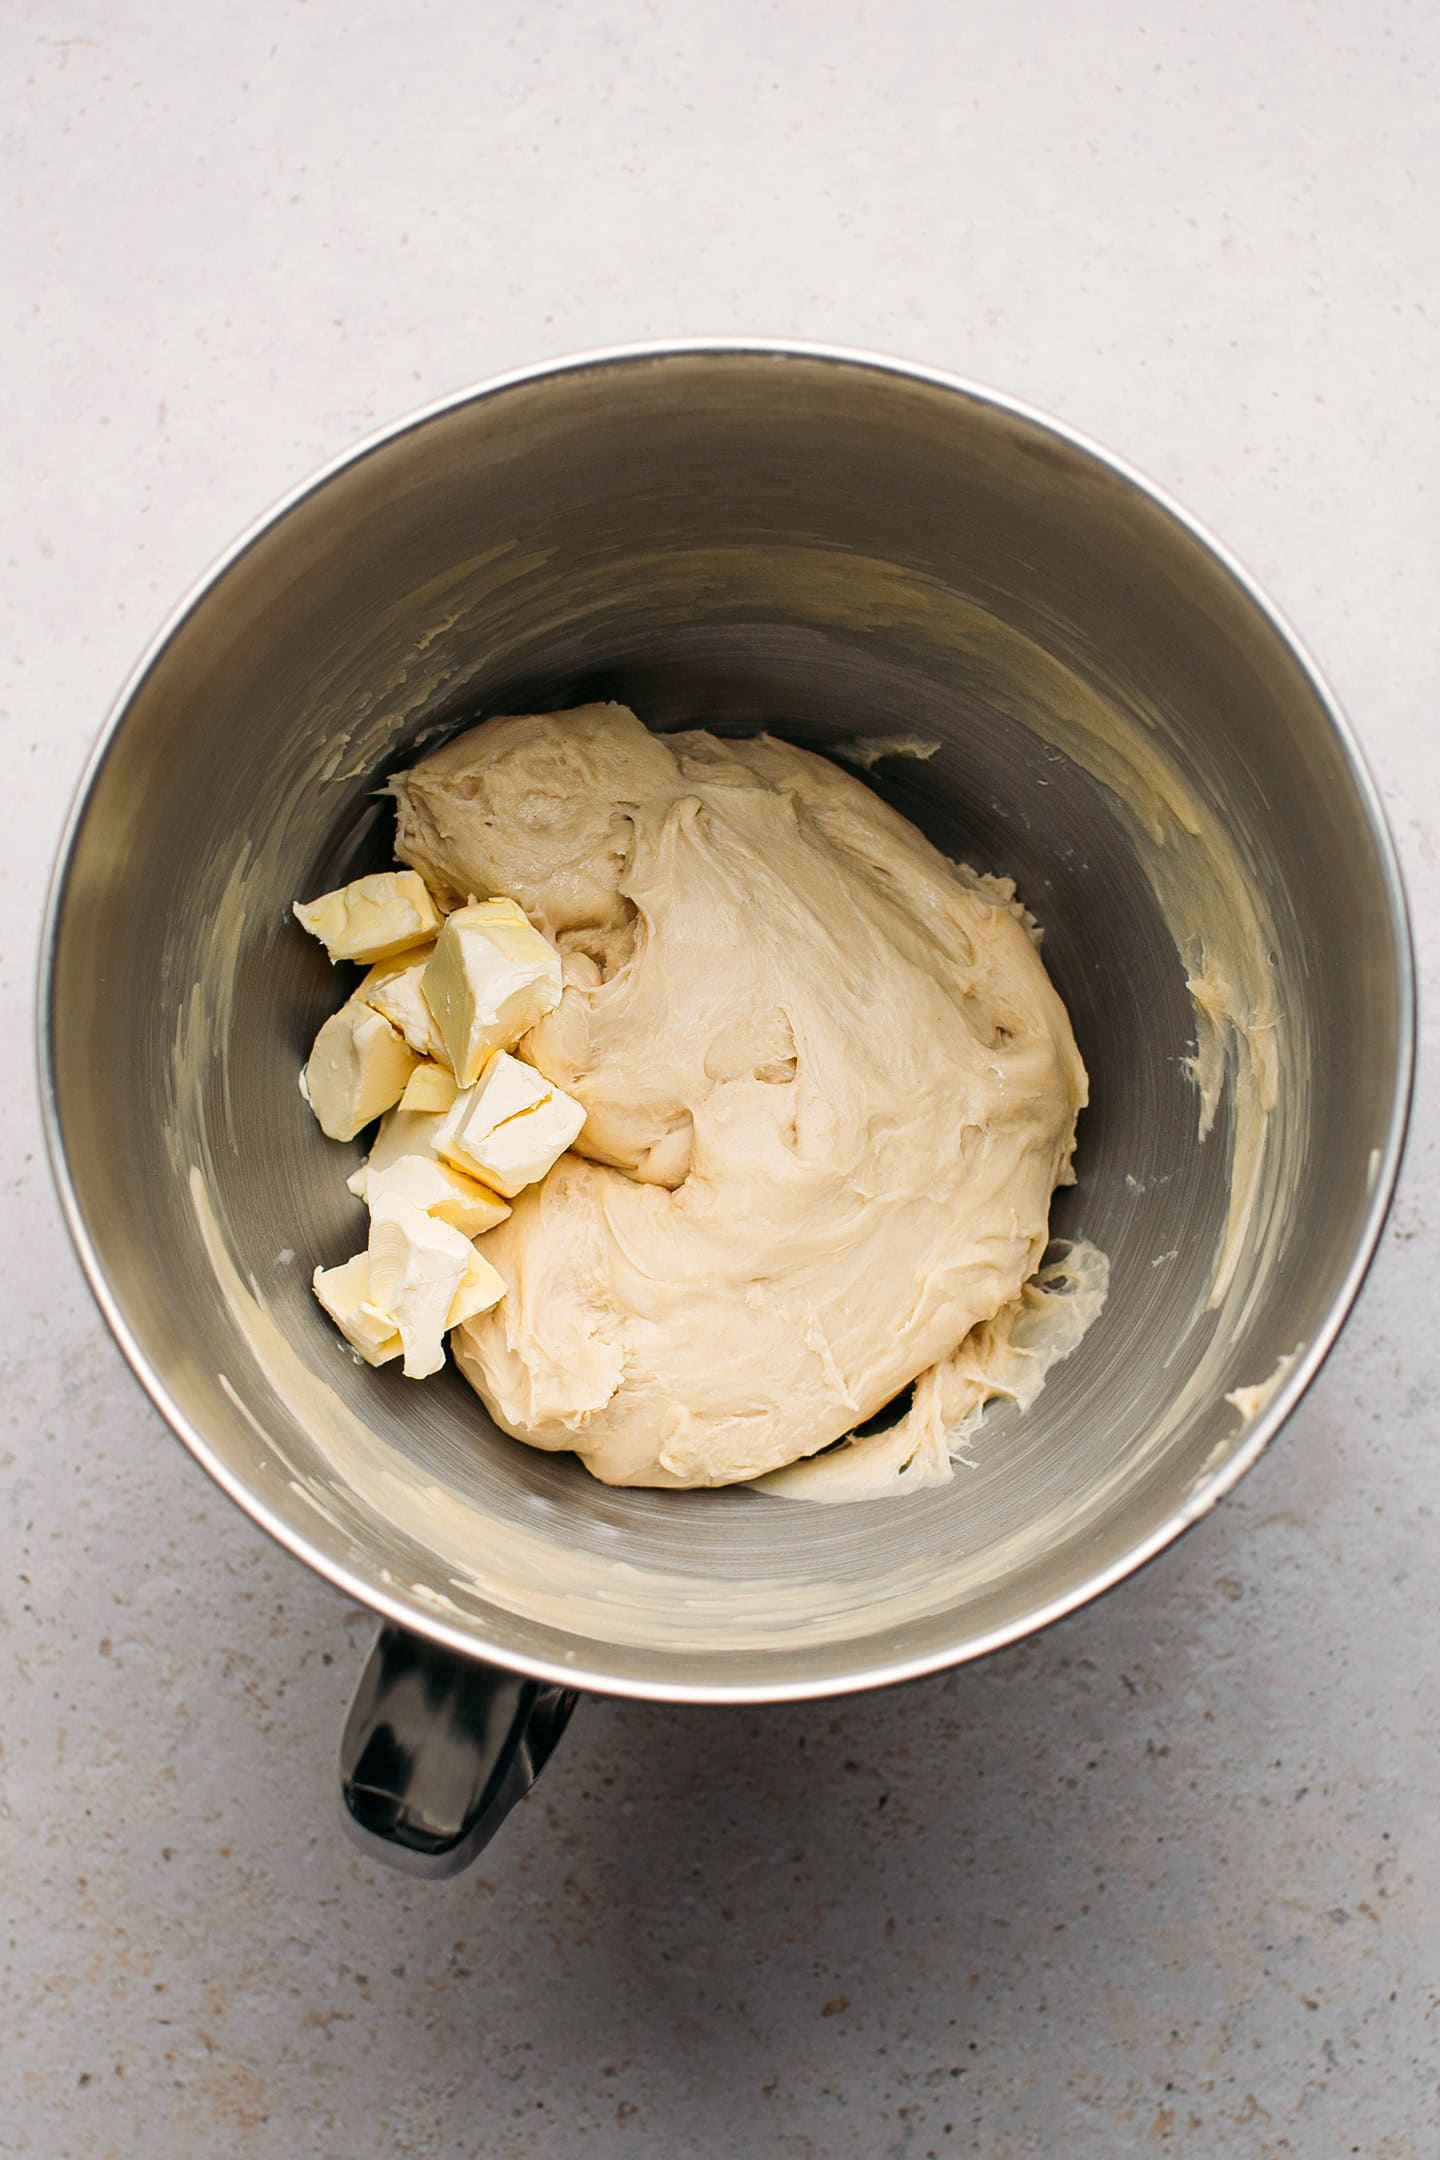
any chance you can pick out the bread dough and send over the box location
[392,705,1088,1489]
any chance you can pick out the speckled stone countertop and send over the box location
[5,3,1438,2154]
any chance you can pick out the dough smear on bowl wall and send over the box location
[390,702,1101,1495]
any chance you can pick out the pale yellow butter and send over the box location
[434,1049,585,1198]
[357,945,448,1061]
[367,1195,475,1379]
[359,1149,511,1239]
[364,1105,448,1177]
[421,898,563,1087]
[293,871,442,964]
[446,1244,507,1329]
[313,1218,505,1376]
[311,1253,402,1366]
[398,1060,460,1113]
[302,1000,418,1142]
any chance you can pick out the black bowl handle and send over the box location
[339,1624,577,1877]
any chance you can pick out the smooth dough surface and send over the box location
[391,705,1087,1489]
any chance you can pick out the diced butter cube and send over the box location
[293,871,442,963]
[398,1060,459,1113]
[434,1049,585,1198]
[302,1000,418,1142]
[357,945,448,1061]
[447,1244,506,1329]
[365,1105,448,1178]
[361,1150,511,1239]
[367,1195,474,1379]
[312,1253,402,1366]
[421,898,564,1086]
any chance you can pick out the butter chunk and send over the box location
[367,1195,474,1379]
[447,1243,507,1329]
[312,1253,402,1366]
[398,1060,459,1114]
[435,1049,585,1198]
[293,872,441,964]
[421,898,564,1087]
[364,1105,448,1178]
[302,1000,418,1142]
[360,1150,511,1239]
[357,946,448,1061]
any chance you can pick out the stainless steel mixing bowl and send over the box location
[41,344,1412,1873]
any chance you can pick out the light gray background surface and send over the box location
[5,4,1438,2155]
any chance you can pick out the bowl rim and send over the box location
[36,337,1417,1704]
